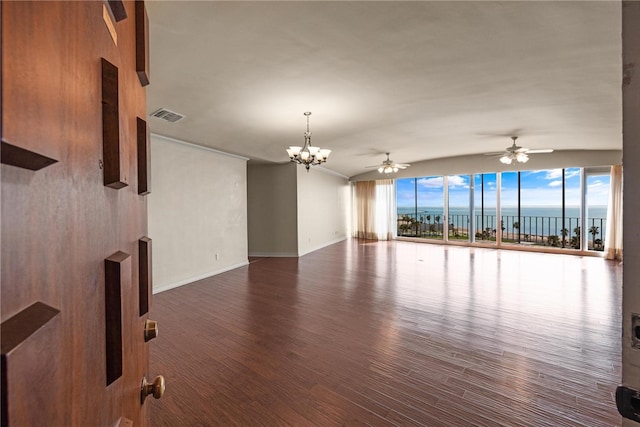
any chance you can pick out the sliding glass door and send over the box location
[585,168,610,251]
[563,168,582,249]
[397,178,418,237]
[473,173,497,244]
[448,175,471,242]
[519,169,564,248]
[500,171,518,244]
[417,176,444,240]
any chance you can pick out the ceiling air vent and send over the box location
[150,108,185,123]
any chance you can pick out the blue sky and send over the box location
[396,168,610,208]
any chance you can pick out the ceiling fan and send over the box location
[485,136,554,164]
[366,153,411,174]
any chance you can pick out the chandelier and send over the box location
[499,151,529,164]
[286,112,331,171]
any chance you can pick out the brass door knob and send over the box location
[144,319,158,342]
[141,375,165,403]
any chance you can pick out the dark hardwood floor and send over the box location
[149,239,622,426]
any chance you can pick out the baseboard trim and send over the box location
[298,237,347,257]
[153,261,249,294]
[249,237,347,258]
[248,251,299,257]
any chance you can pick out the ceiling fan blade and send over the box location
[483,152,504,156]
[364,165,382,168]
[394,163,410,168]
[526,149,554,154]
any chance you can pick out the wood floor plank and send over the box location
[149,240,622,426]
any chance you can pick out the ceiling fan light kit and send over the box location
[366,153,410,174]
[379,165,399,174]
[286,112,331,171]
[500,151,529,165]
[493,136,552,165]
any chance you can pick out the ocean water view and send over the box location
[397,205,608,241]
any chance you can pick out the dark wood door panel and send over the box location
[2,1,150,425]
[1,303,62,427]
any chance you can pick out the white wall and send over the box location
[149,134,249,293]
[247,163,298,256]
[297,167,350,256]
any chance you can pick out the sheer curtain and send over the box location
[604,165,622,260]
[375,179,396,240]
[353,181,377,240]
[604,164,623,260]
[352,180,396,241]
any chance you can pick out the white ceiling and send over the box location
[146,1,622,178]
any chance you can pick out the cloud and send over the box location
[448,175,468,188]
[534,168,580,181]
[544,169,563,179]
[417,176,469,188]
[565,168,580,179]
[586,180,610,205]
[417,177,443,187]
[548,180,563,187]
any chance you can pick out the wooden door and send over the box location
[1,1,158,426]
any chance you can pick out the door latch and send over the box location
[616,385,640,422]
[144,319,158,342]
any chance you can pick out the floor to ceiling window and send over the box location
[447,175,470,241]
[397,178,417,237]
[417,176,445,240]
[396,166,611,254]
[500,171,519,244]
[473,173,497,245]
[508,168,581,249]
[563,168,582,249]
[585,167,611,251]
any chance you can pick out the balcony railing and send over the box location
[397,213,606,251]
